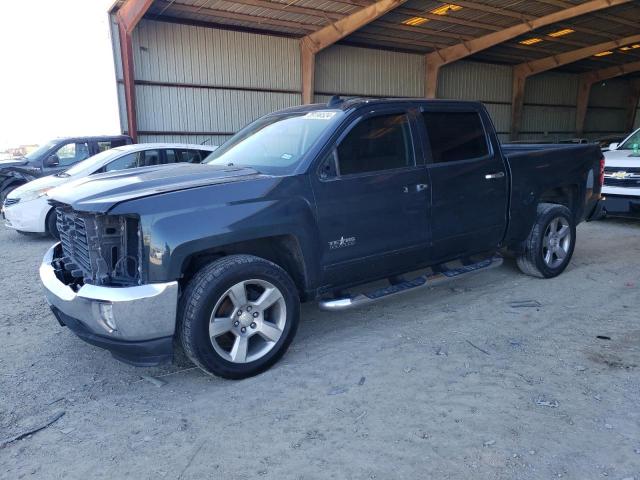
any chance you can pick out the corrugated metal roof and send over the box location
[112,0,640,75]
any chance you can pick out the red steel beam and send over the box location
[115,0,154,142]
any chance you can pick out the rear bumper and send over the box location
[40,243,179,366]
[601,194,640,217]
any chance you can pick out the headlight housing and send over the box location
[18,187,53,202]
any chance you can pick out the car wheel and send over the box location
[45,209,60,239]
[179,254,300,379]
[516,203,576,278]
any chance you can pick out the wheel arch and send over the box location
[179,234,311,301]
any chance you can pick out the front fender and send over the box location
[109,176,322,287]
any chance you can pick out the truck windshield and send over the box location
[205,110,342,175]
[24,141,57,161]
[618,130,640,151]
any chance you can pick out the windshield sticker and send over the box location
[281,153,293,160]
[303,111,337,120]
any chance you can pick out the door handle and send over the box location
[403,184,428,193]
[485,171,505,180]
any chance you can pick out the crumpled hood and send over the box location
[47,163,263,212]
[0,158,29,170]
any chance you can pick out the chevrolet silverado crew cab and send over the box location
[40,98,604,379]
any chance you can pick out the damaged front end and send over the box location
[52,203,144,289]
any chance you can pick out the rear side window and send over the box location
[98,139,127,152]
[422,111,488,163]
[337,113,413,176]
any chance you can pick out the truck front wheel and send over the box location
[179,254,300,379]
[516,203,576,278]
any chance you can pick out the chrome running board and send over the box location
[318,254,503,312]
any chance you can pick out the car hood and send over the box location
[603,149,640,168]
[8,175,68,198]
[0,158,29,170]
[47,163,263,213]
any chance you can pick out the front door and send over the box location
[420,106,508,261]
[312,109,431,286]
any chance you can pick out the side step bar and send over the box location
[318,254,503,312]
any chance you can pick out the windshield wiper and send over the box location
[55,172,70,178]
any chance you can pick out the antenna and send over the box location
[327,95,344,107]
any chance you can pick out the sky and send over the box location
[0,0,121,150]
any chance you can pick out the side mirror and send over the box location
[44,154,59,167]
[608,142,619,151]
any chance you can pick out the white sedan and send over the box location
[2,143,217,237]
[602,128,640,217]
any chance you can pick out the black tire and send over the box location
[516,203,576,278]
[45,209,60,239]
[179,254,300,379]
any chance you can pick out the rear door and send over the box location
[311,107,431,285]
[420,106,507,261]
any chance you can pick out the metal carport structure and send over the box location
[108,0,640,144]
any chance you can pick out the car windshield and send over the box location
[61,148,123,176]
[204,110,342,175]
[618,130,640,150]
[24,141,57,161]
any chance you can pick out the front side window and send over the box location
[55,142,91,167]
[206,110,342,175]
[423,111,489,164]
[337,113,413,176]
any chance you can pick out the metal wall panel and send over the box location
[524,72,578,106]
[315,45,424,97]
[584,107,627,134]
[138,134,229,146]
[135,84,300,133]
[521,105,575,134]
[116,83,128,133]
[589,79,630,108]
[437,61,512,103]
[125,20,302,144]
[110,14,127,133]
[132,20,300,89]
[109,15,123,81]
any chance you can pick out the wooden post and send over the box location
[575,76,595,136]
[423,0,631,99]
[510,67,527,141]
[299,0,407,104]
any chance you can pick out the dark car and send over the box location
[0,135,132,202]
[41,98,603,379]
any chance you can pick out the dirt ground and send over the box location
[0,219,639,480]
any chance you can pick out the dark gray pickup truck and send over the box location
[40,98,604,379]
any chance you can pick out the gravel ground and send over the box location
[0,219,639,480]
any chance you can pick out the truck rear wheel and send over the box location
[179,254,300,379]
[516,203,576,278]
